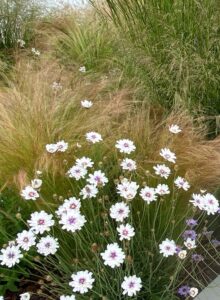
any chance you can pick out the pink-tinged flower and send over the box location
[80,184,98,199]
[16,230,36,251]
[56,197,81,216]
[169,124,181,134]
[174,176,190,191]
[86,132,102,144]
[117,223,135,241]
[189,193,204,210]
[121,275,142,297]
[28,211,54,234]
[59,211,86,233]
[0,245,23,268]
[117,178,139,200]
[75,157,94,169]
[203,193,219,215]
[67,165,87,180]
[140,186,157,204]
[81,100,93,108]
[120,158,137,171]
[36,236,59,256]
[178,250,187,259]
[115,139,136,154]
[87,170,108,187]
[110,202,130,222]
[56,140,68,152]
[21,186,39,201]
[31,179,42,189]
[69,270,94,294]
[155,184,170,195]
[159,239,176,257]
[160,148,176,163]
[153,164,171,179]
[100,243,125,268]
[184,238,196,249]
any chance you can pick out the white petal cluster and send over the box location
[174,176,190,191]
[121,275,142,297]
[87,170,108,187]
[69,270,94,294]
[117,178,139,200]
[46,140,68,153]
[16,230,36,251]
[120,158,137,171]
[85,132,102,144]
[117,224,135,240]
[0,245,23,268]
[28,211,54,234]
[160,148,176,163]
[190,193,219,215]
[101,243,125,268]
[110,202,130,222]
[115,139,136,154]
[159,239,176,257]
[36,235,59,256]
[140,186,157,204]
[153,164,171,179]
[81,100,93,108]
[21,186,39,201]
[169,124,181,134]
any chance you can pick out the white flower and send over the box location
[21,186,39,201]
[0,245,23,268]
[46,143,58,153]
[86,132,102,144]
[87,170,108,187]
[153,164,171,179]
[203,193,219,215]
[79,66,86,73]
[67,165,87,180]
[36,170,42,176]
[117,224,135,241]
[184,238,196,249]
[120,158,137,171]
[117,178,139,200]
[36,236,59,256]
[189,287,199,298]
[178,250,187,259]
[56,140,68,152]
[0,297,3,300]
[155,184,170,195]
[110,202,130,222]
[60,296,76,300]
[17,39,25,47]
[140,186,157,204]
[59,211,86,232]
[169,124,181,134]
[52,81,62,91]
[56,197,81,216]
[121,275,142,297]
[81,100,93,108]
[101,243,125,268]
[16,230,36,251]
[20,292,31,300]
[174,176,190,191]
[69,270,94,294]
[31,48,40,56]
[115,139,136,154]
[31,179,42,189]
[160,148,176,163]
[80,184,98,199]
[75,157,94,169]
[28,211,54,234]
[190,193,205,210]
[159,239,176,257]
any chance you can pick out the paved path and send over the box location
[196,276,220,299]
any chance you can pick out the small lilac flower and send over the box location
[182,230,197,241]
[186,218,198,228]
[211,239,220,247]
[175,246,182,254]
[192,254,204,262]
[178,285,190,297]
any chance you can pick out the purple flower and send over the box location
[182,230,197,241]
[192,254,204,262]
[178,285,190,297]
[175,245,182,254]
[186,218,198,228]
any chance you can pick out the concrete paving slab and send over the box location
[196,276,220,299]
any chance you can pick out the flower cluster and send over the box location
[46,140,68,153]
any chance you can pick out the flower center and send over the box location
[110,251,117,259]
[122,229,129,236]
[8,252,15,259]
[68,217,76,225]
[79,278,85,284]
[70,203,77,209]
[118,209,124,214]
[129,281,135,288]
[23,237,29,243]
[45,242,51,248]
[38,219,45,225]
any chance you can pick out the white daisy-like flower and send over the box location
[20,292,31,300]
[87,170,108,187]
[160,148,176,163]
[31,48,40,56]
[153,164,171,179]
[56,140,68,152]
[140,186,157,204]
[121,275,142,297]
[67,165,87,180]
[16,230,36,251]
[117,224,135,241]
[31,179,42,189]
[52,81,62,91]
[56,197,81,216]
[75,157,94,169]
[81,100,93,108]
[0,245,23,268]
[117,178,139,200]
[169,124,182,134]
[189,287,199,298]
[155,184,170,195]
[115,139,136,154]
[80,184,98,199]
[28,211,54,234]
[60,296,76,300]
[174,176,190,191]
[36,236,59,256]
[69,270,94,294]
[184,238,196,249]
[85,132,102,144]
[178,250,187,260]
[46,143,58,153]
[189,193,205,210]
[120,158,137,171]
[17,39,25,47]
[21,186,39,201]
[0,297,3,300]
[203,193,219,215]
[110,202,130,222]
[79,66,86,73]
[101,243,125,268]
[159,239,176,257]
[59,211,86,233]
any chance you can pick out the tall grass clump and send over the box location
[91,0,220,117]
